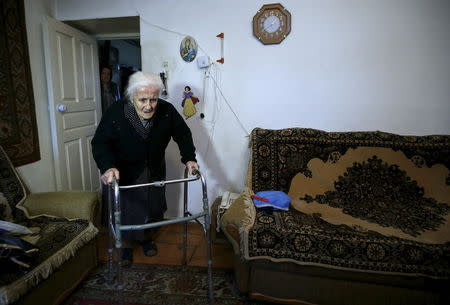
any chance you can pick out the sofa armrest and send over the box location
[223,224,241,254]
[21,191,99,222]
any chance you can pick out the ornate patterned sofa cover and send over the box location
[0,146,98,305]
[223,128,450,304]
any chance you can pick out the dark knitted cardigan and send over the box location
[91,99,196,185]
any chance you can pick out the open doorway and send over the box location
[98,39,141,112]
[64,16,141,113]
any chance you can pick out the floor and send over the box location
[97,222,235,269]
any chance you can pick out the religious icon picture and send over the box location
[180,36,198,62]
[182,86,200,119]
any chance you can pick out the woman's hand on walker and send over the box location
[186,161,199,175]
[101,168,120,184]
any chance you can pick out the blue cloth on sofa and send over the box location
[251,191,291,211]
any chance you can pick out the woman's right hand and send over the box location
[101,168,120,184]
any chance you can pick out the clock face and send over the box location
[263,15,281,33]
[253,3,291,45]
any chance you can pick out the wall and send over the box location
[18,0,57,192]
[29,0,450,216]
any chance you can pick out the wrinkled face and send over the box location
[101,68,111,84]
[132,85,159,119]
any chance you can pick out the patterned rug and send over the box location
[0,0,40,166]
[63,263,269,305]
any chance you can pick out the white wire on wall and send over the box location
[138,13,249,166]
[203,63,222,160]
[139,14,212,60]
[139,14,249,131]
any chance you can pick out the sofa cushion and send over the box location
[289,146,450,244]
[220,188,256,232]
[244,208,450,278]
[20,191,98,221]
[219,189,256,253]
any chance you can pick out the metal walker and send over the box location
[107,169,214,305]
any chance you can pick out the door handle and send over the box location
[57,104,68,113]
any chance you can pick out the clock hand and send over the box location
[263,19,276,32]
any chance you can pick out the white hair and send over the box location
[125,71,163,100]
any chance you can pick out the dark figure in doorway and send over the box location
[100,65,120,113]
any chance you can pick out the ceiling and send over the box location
[64,16,139,39]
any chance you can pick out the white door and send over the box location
[43,16,101,191]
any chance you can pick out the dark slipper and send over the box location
[142,241,157,257]
[121,248,133,266]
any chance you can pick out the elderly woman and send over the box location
[92,71,199,264]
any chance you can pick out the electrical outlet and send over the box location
[197,56,209,69]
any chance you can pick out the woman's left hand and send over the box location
[186,161,200,175]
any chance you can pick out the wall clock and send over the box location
[253,3,291,45]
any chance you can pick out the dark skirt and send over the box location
[101,168,166,241]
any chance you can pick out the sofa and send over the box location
[0,146,99,305]
[220,128,450,305]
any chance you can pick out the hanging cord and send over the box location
[139,14,211,59]
[202,64,220,124]
[203,65,220,160]
[206,64,249,136]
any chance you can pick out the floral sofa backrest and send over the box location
[250,128,450,192]
[249,128,450,244]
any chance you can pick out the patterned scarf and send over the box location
[124,101,153,139]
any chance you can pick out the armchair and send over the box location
[0,146,99,305]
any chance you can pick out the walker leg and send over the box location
[182,221,188,266]
[203,214,214,304]
[116,248,125,305]
[182,177,189,266]
[112,182,125,305]
[106,239,114,284]
[107,186,115,284]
